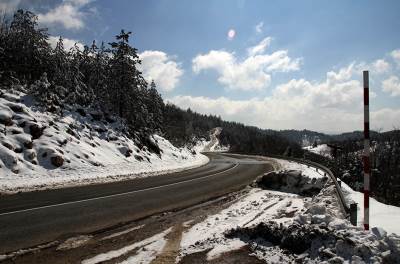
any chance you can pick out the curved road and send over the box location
[0,153,273,253]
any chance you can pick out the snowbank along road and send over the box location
[0,152,273,254]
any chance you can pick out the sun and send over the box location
[227,29,236,40]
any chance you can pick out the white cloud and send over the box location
[255,22,264,34]
[170,63,399,132]
[38,0,93,30]
[227,29,236,41]
[48,36,84,51]
[371,59,390,74]
[138,50,183,92]
[391,49,400,66]
[0,0,21,13]
[247,37,272,56]
[382,76,400,97]
[192,38,301,91]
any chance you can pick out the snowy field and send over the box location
[0,90,209,193]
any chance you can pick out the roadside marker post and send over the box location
[350,203,358,226]
[363,71,370,231]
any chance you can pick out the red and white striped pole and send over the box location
[363,70,370,231]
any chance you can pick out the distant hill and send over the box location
[272,129,392,146]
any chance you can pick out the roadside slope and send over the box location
[0,90,208,194]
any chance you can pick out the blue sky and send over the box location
[3,0,400,132]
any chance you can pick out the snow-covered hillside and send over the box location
[303,144,332,158]
[201,127,229,152]
[0,90,208,193]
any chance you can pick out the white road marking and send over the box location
[0,163,239,217]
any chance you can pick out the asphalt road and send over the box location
[0,153,273,254]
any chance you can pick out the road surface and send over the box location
[0,153,273,254]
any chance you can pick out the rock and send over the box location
[125,148,133,157]
[24,141,33,149]
[58,139,68,146]
[328,256,344,264]
[94,126,107,133]
[14,147,23,153]
[381,250,391,258]
[307,204,326,215]
[0,111,13,126]
[29,124,44,139]
[144,136,162,155]
[2,141,14,151]
[321,248,336,258]
[8,103,24,113]
[134,154,144,161]
[371,227,387,239]
[11,128,22,134]
[76,108,86,117]
[108,135,119,141]
[27,151,36,160]
[51,155,64,167]
[66,128,80,139]
[18,121,26,128]
[354,244,372,259]
[311,214,327,224]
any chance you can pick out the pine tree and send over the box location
[0,10,51,85]
[70,43,93,106]
[30,72,64,113]
[89,41,111,111]
[147,80,164,131]
[108,29,142,118]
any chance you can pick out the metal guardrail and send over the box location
[264,154,350,216]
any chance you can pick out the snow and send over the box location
[273,158,327,179]
[191,138,209,153]
[101,225,145,241]
[81,228,171,264]
[179,159,400,263]
[0,90,209,193]
[206,239,246,260]
[201,127,229,152]
[304,144,332,158]
[341,181,400,235]
[57,235,92,251]
[179,188,305,261]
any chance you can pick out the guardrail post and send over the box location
[350,203,358,226]
[337,179,341,187]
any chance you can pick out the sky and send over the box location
[2,0,400,133]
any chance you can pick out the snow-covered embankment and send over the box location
[0,90,208,193]
[178,158,400,263]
